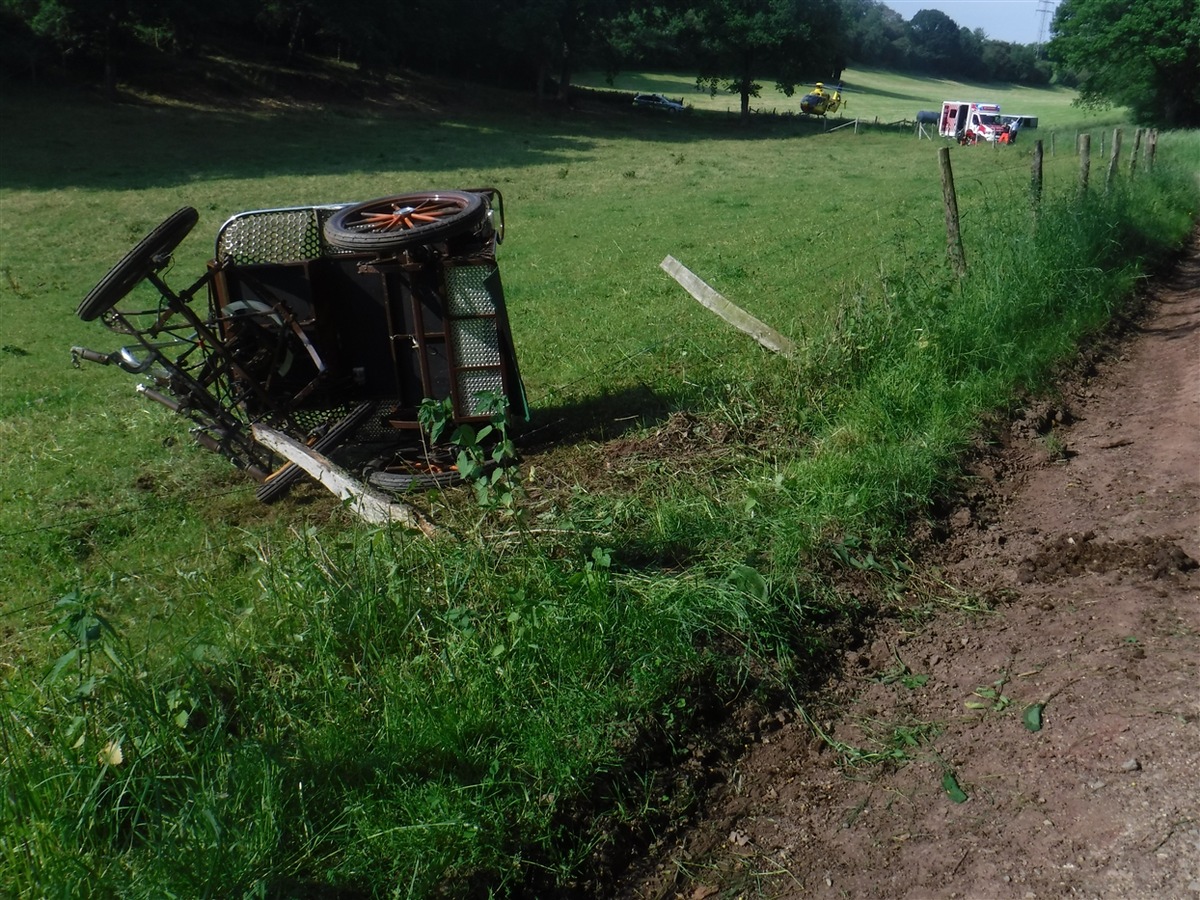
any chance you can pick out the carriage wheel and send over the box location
[367,465,464,493]
[322,192,487,252]
[76,207,200,321]
[363,445,496,493]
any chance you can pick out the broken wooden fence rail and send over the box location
[252,424,440,536]
[659,255,797,358]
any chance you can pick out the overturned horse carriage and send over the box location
[72,190,526,503]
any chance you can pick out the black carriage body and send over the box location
[210,195,525,430]
[73,191,526,500]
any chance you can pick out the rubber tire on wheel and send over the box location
[365,451,503,494]
[255,402,377,503]
[367,467,464,493]
[323,192,487,252]
[76,207,200,321]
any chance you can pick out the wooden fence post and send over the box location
[1078,133,1091,193]
[1106,128,1122,192]
[1129,128,1143,176]
[1147,130,1158,169]
[939,147,966,278]
[1031,139,1044,208]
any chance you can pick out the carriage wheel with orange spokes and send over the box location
[323,191,487,252]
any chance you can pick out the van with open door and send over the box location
[939,101,1003,143]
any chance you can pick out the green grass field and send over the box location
[576,64,1120,128]
[1,62,1197,896]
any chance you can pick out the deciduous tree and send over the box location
[908,8,961,72]
[1049,0,1199,127]
[677,0,839,120]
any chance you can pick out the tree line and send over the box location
[1,0,1195,127]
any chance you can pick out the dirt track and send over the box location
[619,228,1200,899]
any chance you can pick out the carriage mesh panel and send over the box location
[287,406,351,435]
[216,207,350,265]
[445,263,498,315]
[445,262,504,418]
[456,371,505,416]
[452,318,501,368]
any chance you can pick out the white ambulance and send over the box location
[938,101,1003,143]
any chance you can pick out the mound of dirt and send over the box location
[615,231,1200,899]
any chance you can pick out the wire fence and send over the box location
[0,126,1162,617]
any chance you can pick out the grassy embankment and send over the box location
[2,64,1197,896]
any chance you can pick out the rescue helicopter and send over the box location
[799,82,845,117]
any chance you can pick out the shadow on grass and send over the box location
[516,384,674,450]
[1,80,843,194]
[845,81,939,105]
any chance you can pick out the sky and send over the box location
[879,0,1060,46]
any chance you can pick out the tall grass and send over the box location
[2,72,1197,896]
[3,531,810,895]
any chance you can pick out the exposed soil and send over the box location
[613,231,1200,900]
